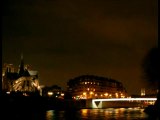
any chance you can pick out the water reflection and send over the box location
[46,108,148,120]
[46,110,53,120]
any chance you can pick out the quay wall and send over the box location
[84,99,144,109]
[1,96,148,110]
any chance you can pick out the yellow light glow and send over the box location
[121,95,125,98]
[90,91,93,95]
[15,80,18,84]
[2,73,5,76]
[83,92,86,95]
[81,109,88,116]
[48,91,53,96]
[61,93,64,96]
[104,93,108,96]
[115,93,118,98]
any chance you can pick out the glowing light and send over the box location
[92,98,157,102]
[6,91,10,94]
[61,93,64,96]
[115,93,118,98]
[104,93,108,96]
[83,92,86,95]
[90,91,94,95]
[48,91,53,96]
[23,93,28,96]
[141,88,145,96]
[15,80,18,84]
[13,77,40,92]
[81,109,88,116]
[37,86,41,89]
[46,110,53,120]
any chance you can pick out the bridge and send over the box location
[91,98,157,108]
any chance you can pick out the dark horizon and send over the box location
[2,0,158,95]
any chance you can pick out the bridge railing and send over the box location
[91,98,157,108]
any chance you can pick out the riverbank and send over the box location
[1,95,158,120]
[0,94,86,111]
[0,95,153,110]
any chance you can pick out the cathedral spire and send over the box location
[21,53,23,61]
[19,53,25,76]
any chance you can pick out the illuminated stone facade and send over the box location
[2,55,41,96]
[67,75,127,99]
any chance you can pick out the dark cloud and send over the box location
[2,0,158,95]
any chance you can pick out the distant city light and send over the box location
[90,91,94,95]
[83,92,86,95]
[6,91,10,94]
[48,91,53,96]
[61,93,64,96]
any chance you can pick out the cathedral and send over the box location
[2,54,41,96]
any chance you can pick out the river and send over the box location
[2,107,151,120]
[45,108,148,120]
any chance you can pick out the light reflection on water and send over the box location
[46,108,148,120]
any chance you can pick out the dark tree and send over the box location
[142,47,160,118]
[142,47,160,88]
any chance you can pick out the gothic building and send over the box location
[2,55,41,96]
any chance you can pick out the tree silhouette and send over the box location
[142,47,160,118]
[142,47,160,86]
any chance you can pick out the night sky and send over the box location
[2,0,158,95]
